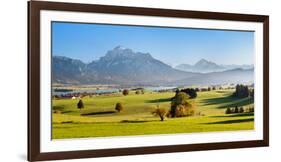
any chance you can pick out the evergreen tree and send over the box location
[239,107,244,113]
[234,106,239,113]
[225,107,232,114]
[77,99,84,112]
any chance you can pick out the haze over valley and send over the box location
[52,46,254,86]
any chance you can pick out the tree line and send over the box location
[225,106,254,114]
[233,84,254,98]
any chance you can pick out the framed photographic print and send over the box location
[28,1,269,161]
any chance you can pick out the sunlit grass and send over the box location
[52,90,254,139]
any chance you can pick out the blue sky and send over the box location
[52,22,254,66]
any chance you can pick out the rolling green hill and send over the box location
[52,89,254,139]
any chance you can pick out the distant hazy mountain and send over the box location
[175,68,254,86]
[52,46,198,85]
[52,56,87,84]
[223,64,254,70]
[175,59,253,73]
[52,46,254,86]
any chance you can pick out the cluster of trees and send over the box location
[233,84,254,98]
[152,92,196,121]
[178,88,198,98]
[225,106,244,114]
[197,86,225,92]
[247,106,255,113]
[169,92,195,117]
[175,88,198,99]
[225,106,254,114]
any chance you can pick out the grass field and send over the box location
[52,89,254,139]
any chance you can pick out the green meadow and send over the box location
[52,89,254,139]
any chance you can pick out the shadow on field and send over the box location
[146,97,172,103]
[61,110,74,114]
[81,111,116,116]
[52,105,65,111]
[216,90,233,93]
[210,112,254,118]
[61,121,74,124]
[202,95,254,109]
[203,118,254,125]
[121,120,150,123]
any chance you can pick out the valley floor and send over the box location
[52,89,254,139]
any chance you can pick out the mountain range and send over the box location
[175,59,253,73]
[52,46,254,86]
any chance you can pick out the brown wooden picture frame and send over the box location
[28,1,269,161]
